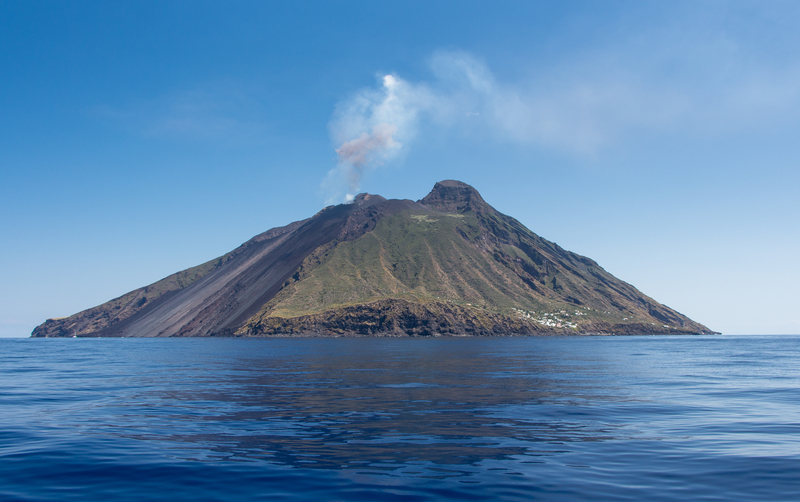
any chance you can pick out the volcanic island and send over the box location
[33,181,715,337]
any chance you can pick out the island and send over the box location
[32,180,715,337]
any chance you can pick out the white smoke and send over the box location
[324,48,800,201]
[325,74,434,201]
[324,51,544,202]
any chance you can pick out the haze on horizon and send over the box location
[1,1,799,336]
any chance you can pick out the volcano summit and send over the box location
[33,181,714,337]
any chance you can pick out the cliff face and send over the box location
[33,180,715,337]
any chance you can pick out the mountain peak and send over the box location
[420,180,487,213]
[350,193,386,208]
[31,180,714,338]
[435,179,472,188]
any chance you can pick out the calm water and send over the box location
[1,336,798,501]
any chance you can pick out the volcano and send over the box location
[32,180,714,337]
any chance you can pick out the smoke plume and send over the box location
[325,74,430,202]
[324,47,800,201]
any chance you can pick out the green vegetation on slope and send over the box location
[248,210,540,318]
[241,202,709,336]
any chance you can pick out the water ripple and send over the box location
[1,336,799,501]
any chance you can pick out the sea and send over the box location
[1,335,798,501]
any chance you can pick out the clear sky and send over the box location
[2,0,799,336]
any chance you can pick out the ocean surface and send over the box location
[1,335,798,501]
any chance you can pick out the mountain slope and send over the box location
[32,181,715,337]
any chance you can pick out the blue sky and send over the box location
[1,0,799,336]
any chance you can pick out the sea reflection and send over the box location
[5,336,800,501]
[114,338,635,472]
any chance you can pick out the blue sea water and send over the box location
[1,335,798,501]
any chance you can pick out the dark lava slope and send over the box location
[33,194,420,337]
[33,181,715,337]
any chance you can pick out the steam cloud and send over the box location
[325,74,427,202]
[324,48,800,202]
[324,50,576,202]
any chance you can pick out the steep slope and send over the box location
[240,181,711,336]
[33,181,715,337]
[33,194,402,337]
